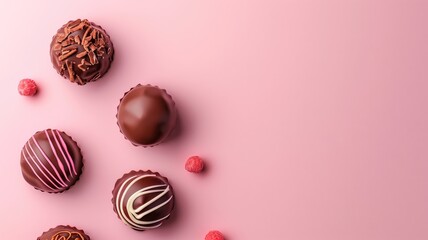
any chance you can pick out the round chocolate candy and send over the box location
[112,170,175,231]
[116,84,177,147]
[20,129,83,193]
[38,225,90,240]
[50,19,114,85]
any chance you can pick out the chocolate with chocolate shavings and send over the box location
[50,19,114,85]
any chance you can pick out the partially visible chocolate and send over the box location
[112,170,175,231]
[116,84,177,147]
[38,225,90,240]
[50,19,114,85]
[20,129,83,193]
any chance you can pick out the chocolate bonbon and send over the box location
[117,84,177,147]
[20,129,83,193]
[112,170,174,231]
[37,225,90,240]
[50,19,114,85]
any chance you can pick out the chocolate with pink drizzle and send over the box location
[50,19,114,85]
[20,129,83,193]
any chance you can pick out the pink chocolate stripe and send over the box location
[26,141,65,188]
[45,130,70,182]
[54,129,77,175]
[31,136,67,187]
[51,129,73,178]
[24,145,60,190]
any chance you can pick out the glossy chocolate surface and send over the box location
[20,129,83,193]
[50,19,114,85]
[38,225,90,240]
[117,84,177,146]
[112,170,174,231]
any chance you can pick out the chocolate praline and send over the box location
[20,129,83,193]
[116,84,177,147]
[38,225,90,240]
[112,170,175,231]
[50,19,114,85]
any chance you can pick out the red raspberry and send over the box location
[18,79,38,96]
[205,230,224,240]
[185,156,204,173]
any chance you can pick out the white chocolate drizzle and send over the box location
[115,174,173,230]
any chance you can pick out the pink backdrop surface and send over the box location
[0,0,427,239]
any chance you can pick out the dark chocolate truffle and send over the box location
[20,129,83,193]
[38,225,90,240]
[112,170,174,231]
[116,84,177,147]
[50,19,114,85]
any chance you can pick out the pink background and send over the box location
[0,0,427,239]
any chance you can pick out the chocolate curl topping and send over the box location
[54,19,111,83]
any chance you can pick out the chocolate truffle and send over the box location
[38,225,90,240]
[20,129,83,193]
[112,170,174,231]
[117,84,177,147]
[50,19,114,85]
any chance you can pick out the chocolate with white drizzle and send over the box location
[20,129,83,193]
[50,19,114,85]
[112,170,174,231]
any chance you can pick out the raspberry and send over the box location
[205,230,224,240]
[18,79,38,96]
[185,156,204,173]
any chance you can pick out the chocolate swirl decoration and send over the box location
[50,19,114,85]
[20,129,83,193]
[51,231,85,240]
[113,171,174,230]
[37,225,89,240]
